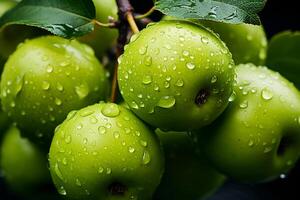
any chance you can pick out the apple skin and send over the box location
[197,63,300,183]
[0,36,109,144]
[49,102,164,200]
[200,21,267,65]
[154,129,226,200]
[79,0,118,58]
[118,20,235,131]
[0,125,52,197]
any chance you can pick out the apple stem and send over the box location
[110,0,139,102]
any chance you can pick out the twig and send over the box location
[111,0,139,102]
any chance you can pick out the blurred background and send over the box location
[1,0,299,199]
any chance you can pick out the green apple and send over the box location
[49,102,164,200]
[200,21,267,65]
[0,36,109,144]
[79,0,118,58]
[154,129,226,200]
[0,125,52,196]
[118,20,235,131]
[197,63,300,182]
[0,0,15,16]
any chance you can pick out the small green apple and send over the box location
[197,63,300,182]
[0,125,52,196]
[79,0,118,58]
[154,129,226,200]
[118,20,235,131]
[200,21,267,65]
[49,102,164,200]
[0,0,15,17]
[0,36,109,144]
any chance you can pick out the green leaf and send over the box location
[0,0,96,38]
[155,0,267,25]
[266,31,300,89]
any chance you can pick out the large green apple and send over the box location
[200,21,267,65]
[79,0,118,58]
[118,20,235,131]
[197,63,300,182]
[0,36,109,144]
[0,125,52,197]
[154,129,226,200]
[49,102,164,200]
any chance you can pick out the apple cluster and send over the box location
[0,0,300,200]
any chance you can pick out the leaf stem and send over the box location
[92,19,117,28]
[135,6,155,20]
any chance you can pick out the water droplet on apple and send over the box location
[142,151,151,165]
[64,135,71,144]
[55,98,62,106]
[211,75,218,83]
[144,56,152,66]
[75,178,82,186]
[58,185,67,195]
[98,126,106,134]
[42,81,50,90]
[142,75,152,85]
[186,62,195,70]
[128,146,135,153]
[101,103,120,117]
[98,166,104,174]
[139,46,147,55]
[56,82,64,91]
[239,100,248,109]
[46,65,54,73]
[228,91,236,102]
[261,88,273,101]
[75,83,89,99]
[54,162,64,181]
[80,110,94,117]
[157,96,176,108]
[130,101,139,109]
[175,79,184,87]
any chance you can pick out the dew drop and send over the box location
[42,81,50,90]
[157,96,176,108]
[75,178,82,186]
[98,126,106,134]
[46,65,54,73]
[98,166,104,174]
[142,75,152,85]
[228,91,236,102]
[175,79,184,87]
[261,88,273,101]
[239,100,248,109]
[186,62,195,70]
[64,135,71,144]
[201,37,209,44]
[75,83,89,99]
[58,186,67,196]
[106,168,112,174]
[101,103,120,117]
[144,56,152,66]
[211,75,218,83]
[54,163,64,181]
[139,46,147,55]
[130,101,139,109]
[142,151,151,165]
[55,98,62,106]
[56,83,64,92]
[128,146,135,153]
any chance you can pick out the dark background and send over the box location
[1,0,300,199]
